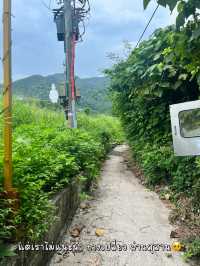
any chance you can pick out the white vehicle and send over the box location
[170,100,200,156]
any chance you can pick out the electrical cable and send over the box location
[135,4,159,49]
[53,0,90,41]
[72,0,90,41]
[41,0,53,11]
[49,0,52,9]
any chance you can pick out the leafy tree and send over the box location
[144,0,200,28]
[106,2,200,258]
[106,20,200,258]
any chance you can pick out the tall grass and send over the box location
[0,98,124,244]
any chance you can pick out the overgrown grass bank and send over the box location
[0,100,124,244]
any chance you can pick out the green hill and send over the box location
[2,74,111,114]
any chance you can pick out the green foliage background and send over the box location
[106,13,200,258]
[0,99,123,245]
[145,0,200,29]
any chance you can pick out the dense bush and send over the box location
[0,100,123,244]
[106,22,200,258]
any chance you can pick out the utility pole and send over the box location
[64,0,77,128]
[54,0,89,127]
[3,0,18,202]
[3,0,13,192]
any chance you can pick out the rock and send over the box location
[80,201,90,210]
[170,230,180,238]
[70,224,85,238]
[70,228,80,238]
[55,257,63,263]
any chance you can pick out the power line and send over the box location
[135,4,159,49]
[41,0,53,11]
[49,0,52,9]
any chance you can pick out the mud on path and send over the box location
[50,145,188,266]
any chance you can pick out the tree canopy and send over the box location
[144,0,200,28]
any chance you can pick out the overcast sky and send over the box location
[0,0,176,81]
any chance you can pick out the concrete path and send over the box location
[50,145,188,266]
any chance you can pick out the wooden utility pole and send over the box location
[3,0,13,192]
[64,0,77,128]
[3,0,18,201]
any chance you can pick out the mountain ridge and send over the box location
[0,74,111,113]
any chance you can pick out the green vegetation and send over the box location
[1,74,111,114]
[145,0,200,29]
[0,99,123,246]
[77,77,112,114]
[106,16,200,259]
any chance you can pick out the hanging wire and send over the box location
[72,0,90,41]
[135,4,159,49]
[49,0,52,9]
[52,0,90,42]
[41,0,53,11]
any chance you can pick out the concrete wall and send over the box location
[0,181,82,266]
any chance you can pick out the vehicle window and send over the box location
[179,108,200,138]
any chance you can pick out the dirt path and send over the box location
[50,145,188,266]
